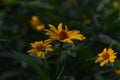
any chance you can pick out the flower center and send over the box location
[36,44,44,51]
[102,53,110,60]
[59,30,68,40]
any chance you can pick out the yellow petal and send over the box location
[36,25,45,31]
[109,56,116,59]
[46,48,53,51]
[49,24,58,34]
[95,57,103,63]
[58,23,62,32]
[44,30,57,36]
[103,48,107,53]
[98,53,103,56]
[69,34,86,41]
[37,52,44,58]
[108,48,114,54]
[27,49,37,54]
[65,25,68,31]
[68,30,80,36]
[109,59,115,62]
[100,61,106,66]
[62,38,73,44]
[31,16,39,21]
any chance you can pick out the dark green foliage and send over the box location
[0,0,120,80]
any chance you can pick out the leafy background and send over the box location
[0,0,120,80]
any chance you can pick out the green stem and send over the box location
[53,43,63,80]
[42,59,45,67]
[56,55,67,80]
[42,58,50,80]
[109,44,113,48]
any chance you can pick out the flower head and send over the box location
[95,48,117,66]
[30,16,45,31]
[45,23,86,44]
[27,40,53,58]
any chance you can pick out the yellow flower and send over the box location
[30,16,45,31]
[115,69,120,75]
[27,40,53,58]
[95,48,117,66]
[45,23,86,44]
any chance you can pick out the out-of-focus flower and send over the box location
[83,19,91,25]
[2,0,11,5]
[30,16,45,31]
[27,40,53,58]
[113,1,119,9]
[68,0,79,7]
[118,13,120,16]
[45,23,86,44]
[95,48,117,66]
[81,14,91,25]
[115,69,120,75]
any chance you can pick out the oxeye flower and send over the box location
[44,23,86,44]
[27,40,53,58]
[95,48,117,66]
[30,16,45,31]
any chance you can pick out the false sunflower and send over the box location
[27,40,53,58]
[45,23,86,44]
[30,16,45,31]
[95,48,117,66]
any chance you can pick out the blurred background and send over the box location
[1,0,120,80]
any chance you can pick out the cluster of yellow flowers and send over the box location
[28,20,86,59]
[28,16,118,67]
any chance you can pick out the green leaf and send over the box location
[94,73,104,80]
[62,49,77,57]
[21,1,54,10]
[13,51,49,80]
[0,69,23,80]
[97,34,120,50]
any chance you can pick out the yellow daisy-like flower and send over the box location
[27,40,53,58]
[45,23,86,44]
[30,16,45,31]
[95,48,117,66]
